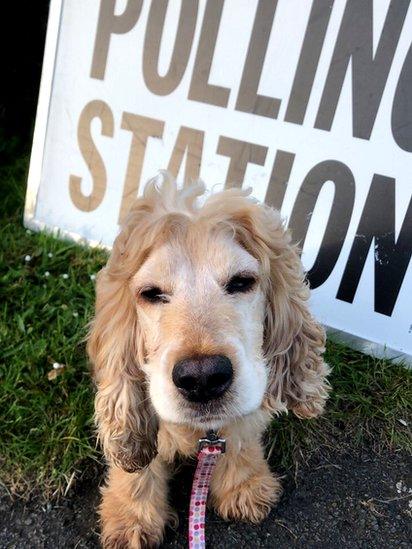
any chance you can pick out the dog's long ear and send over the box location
[228,197,330,418]
[87,201,160,472]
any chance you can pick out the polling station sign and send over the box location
[25,0,412,363]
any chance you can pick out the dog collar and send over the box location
[188,431,226,549]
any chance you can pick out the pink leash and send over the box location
[188,431,226,549]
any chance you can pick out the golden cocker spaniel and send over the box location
[87,173,330,548]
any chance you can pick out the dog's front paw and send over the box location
[100,478,177,548]
[101,509,177,549]
[212,471,281,523]
[102,525,162,549]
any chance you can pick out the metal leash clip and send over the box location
[198,429,226,453]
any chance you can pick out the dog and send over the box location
[87,173,330,548]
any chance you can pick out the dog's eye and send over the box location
[225,275,256,294]
[139,287,168,304]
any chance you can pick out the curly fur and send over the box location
[87,172,330,547]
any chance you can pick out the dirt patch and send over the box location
[1,446,411,548]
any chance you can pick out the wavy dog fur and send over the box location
[87,173,330,547]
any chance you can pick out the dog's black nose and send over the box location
[172,355,233,403]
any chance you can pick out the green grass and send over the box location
[267,343,412,470]
[0,154,411,497]
[0,155,107,495]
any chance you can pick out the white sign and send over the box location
[25,0,412,364]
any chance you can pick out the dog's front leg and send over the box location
[210,439,281,523]
[99,456,176,548]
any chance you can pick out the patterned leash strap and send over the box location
[188,432,226,549]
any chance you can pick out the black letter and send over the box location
[235,0,281,118]
[91,0,143,80]
[143,0,198,96]
[216,136,267,188]
[392,42,412,152]
[289,160,355,289]
[69,100,114,212]
[337,175,412,316]
[188,0,230,108]
[315,0,409,139]
[264,150,295,210]
[285,0,334,125]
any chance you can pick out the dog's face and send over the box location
[88,177,328,472]
[131,227,267,429]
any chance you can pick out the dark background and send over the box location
[1,3,49,162]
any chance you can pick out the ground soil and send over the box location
[1,445,411,548]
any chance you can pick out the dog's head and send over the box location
[88,174,328,471]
